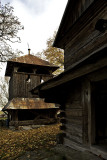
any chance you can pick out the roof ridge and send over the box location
[5,54,59,76]
[9,54,48,62]
[7,54,58,67]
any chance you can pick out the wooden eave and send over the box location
[5,61,59,77]
[53,0,107,49]
[3,98,58,110]
[31,47,107,94]
[5,54,59,76]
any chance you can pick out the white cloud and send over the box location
[8,0,67,53]
[18,0,52,15]
[0,0,68,76]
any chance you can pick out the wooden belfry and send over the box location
[3,50,59,128]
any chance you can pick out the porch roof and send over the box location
[3,98,58,110]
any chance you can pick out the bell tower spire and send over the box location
[27,43,30,55]
[28,48,31,55]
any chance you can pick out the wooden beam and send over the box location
[40,51,107,91]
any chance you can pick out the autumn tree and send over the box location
[0,3,24,62]
[37,31,64,75]
[0,3,24,108]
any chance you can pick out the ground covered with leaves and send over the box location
[0,124,61,160]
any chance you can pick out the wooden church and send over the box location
[3,49,59,128]
[31,0,107,159]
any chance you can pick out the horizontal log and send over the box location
[37,49,107,93]
[66,117,83,125]
[58,111,66,118]
[64,138,87,151]
[9,118,57,126]
[60,118,66,124]
[66,132,83,144]
[60,125,66,130]
[56,132,66,144]
[66,127,82,138]
[66,101,82,109]
[66,89,82,102]
[87,67,107,81]
[66,124,82,134]
[66,108,83,117]
[64,2,107,69]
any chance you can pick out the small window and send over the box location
[26,75,31,83]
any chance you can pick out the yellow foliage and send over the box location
[0,124,61,160]
[36,31,64,75]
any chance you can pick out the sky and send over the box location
[0,0,68,76]
[2,0,68,54]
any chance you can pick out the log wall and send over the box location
[64,0,107,69]
[65,83,83,144]
[9,72,53,100]
[62,0,94,34]
[60,81,84,145]
[61,67,107,149]
[54,0,95,48]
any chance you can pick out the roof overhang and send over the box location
[5,61,59,76]
[3,98,58,111]
[31,47,107,95]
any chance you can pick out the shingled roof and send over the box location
[8,54,53,66]
[3,98,57,110]
[5,54,58,76]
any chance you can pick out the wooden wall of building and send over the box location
[64,81,83,145]
[9,72,53,100]
[58,79,87,147]
[62,0,94,35]
[54,0,95,48]
[64,0,107,69]
[60,66,107,149]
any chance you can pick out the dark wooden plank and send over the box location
[66,132,83,144]
[55,0,106,49]
[66,117,83,125]
[66,101,82,109]
[66,124,82,134]
[66,108,83,117]
[9,72,52,99]
[65,31,107,69]
[54,0,95,48]
[66,128,82,139]
[64,2,107,68]
[40,52,107,91]
[81,79,91,144]
[64,138,87,151]
[87,67,107,82]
